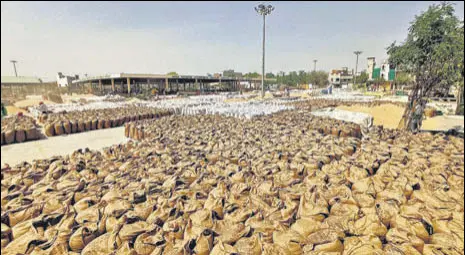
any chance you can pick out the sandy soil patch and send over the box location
[14,99,56,109]
[5,106,26,115]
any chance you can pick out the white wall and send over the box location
[367,58,375,80]
[56,73,77,87]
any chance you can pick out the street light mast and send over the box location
[255,4,274,98]
[313,59,317,72]
[10,60,18,77]
[353,51,362,86]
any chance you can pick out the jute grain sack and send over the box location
[104,119,111,129]
[234,235,262,255]
[70,120,78,133]
[211,240,239,255]
[97,119,105,129]
[5,130,15,144]
[78,121,86,133]
[68,225,97,252]
[91,120,98,130]
[54,122,64,136]
[63,121,72,134]
[85,120,92,131]
[124,123,130,137]
[15,129,26,143]
[134,230,164,255]
[25,127,38,141]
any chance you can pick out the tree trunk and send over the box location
[456,85,464,115]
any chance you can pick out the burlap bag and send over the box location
[5,130,16,144]
[54,122,64,136]
[71,120,78,133]
[25,127,38,141]
[85,120,91,131]
[97,119,105,129]
[91,120,98,130]
[78,121,86,133]
[104,119,111,129]
[63,121,72,134]
[15,129,26,143]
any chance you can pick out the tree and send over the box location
[308,71,329,88]
[387,2,464,131]
[167,72,178,77]
[244,72,260,79]
[393,72,413,87]
[355,72,369,85]
[265,72,276,78]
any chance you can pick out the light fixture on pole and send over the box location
[313,59,317,72]
[10,60,18,77]
[255,3,274,98]
[353,51,362,85]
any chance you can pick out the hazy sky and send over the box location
[1,1,464,80]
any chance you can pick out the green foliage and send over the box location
[394,72,413,86]
[355,72,369,84]
[275,70,329,87]
[167,72,179,77]
[387,2,464,95]
[387,2,464,130]
[265,72,275,78]
[374,76,386,84]
[243,72,260,78]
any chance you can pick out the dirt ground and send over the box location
[13,99,57,109]
[5,106,27,115]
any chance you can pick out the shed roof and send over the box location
[1,76,43,84]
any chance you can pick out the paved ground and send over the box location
[1,127,129,167]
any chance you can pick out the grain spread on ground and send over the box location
[1,109,463,254]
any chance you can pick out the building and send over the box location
[1,76,57,99]
[57,72,79,87]
[328,67,353,87]
[70,73,276,95]
[222,70,243,78]
[367,57,396,81]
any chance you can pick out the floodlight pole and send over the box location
[313,59,317,72]
[353,51,362,85]
[10,60,18,77]
[255,4,274,98]
[262,13,266,97]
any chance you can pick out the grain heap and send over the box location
[290,99,410,112]
[1,115,40,146]
[39,107,172,137]
[2,110,462,254]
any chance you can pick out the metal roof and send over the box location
[72,73,276,84]
[1,76,42,84]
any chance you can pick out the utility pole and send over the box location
[255,4,275,98]
[10,60,18,77]
[313,59,317,72]
[353,51,362,86]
